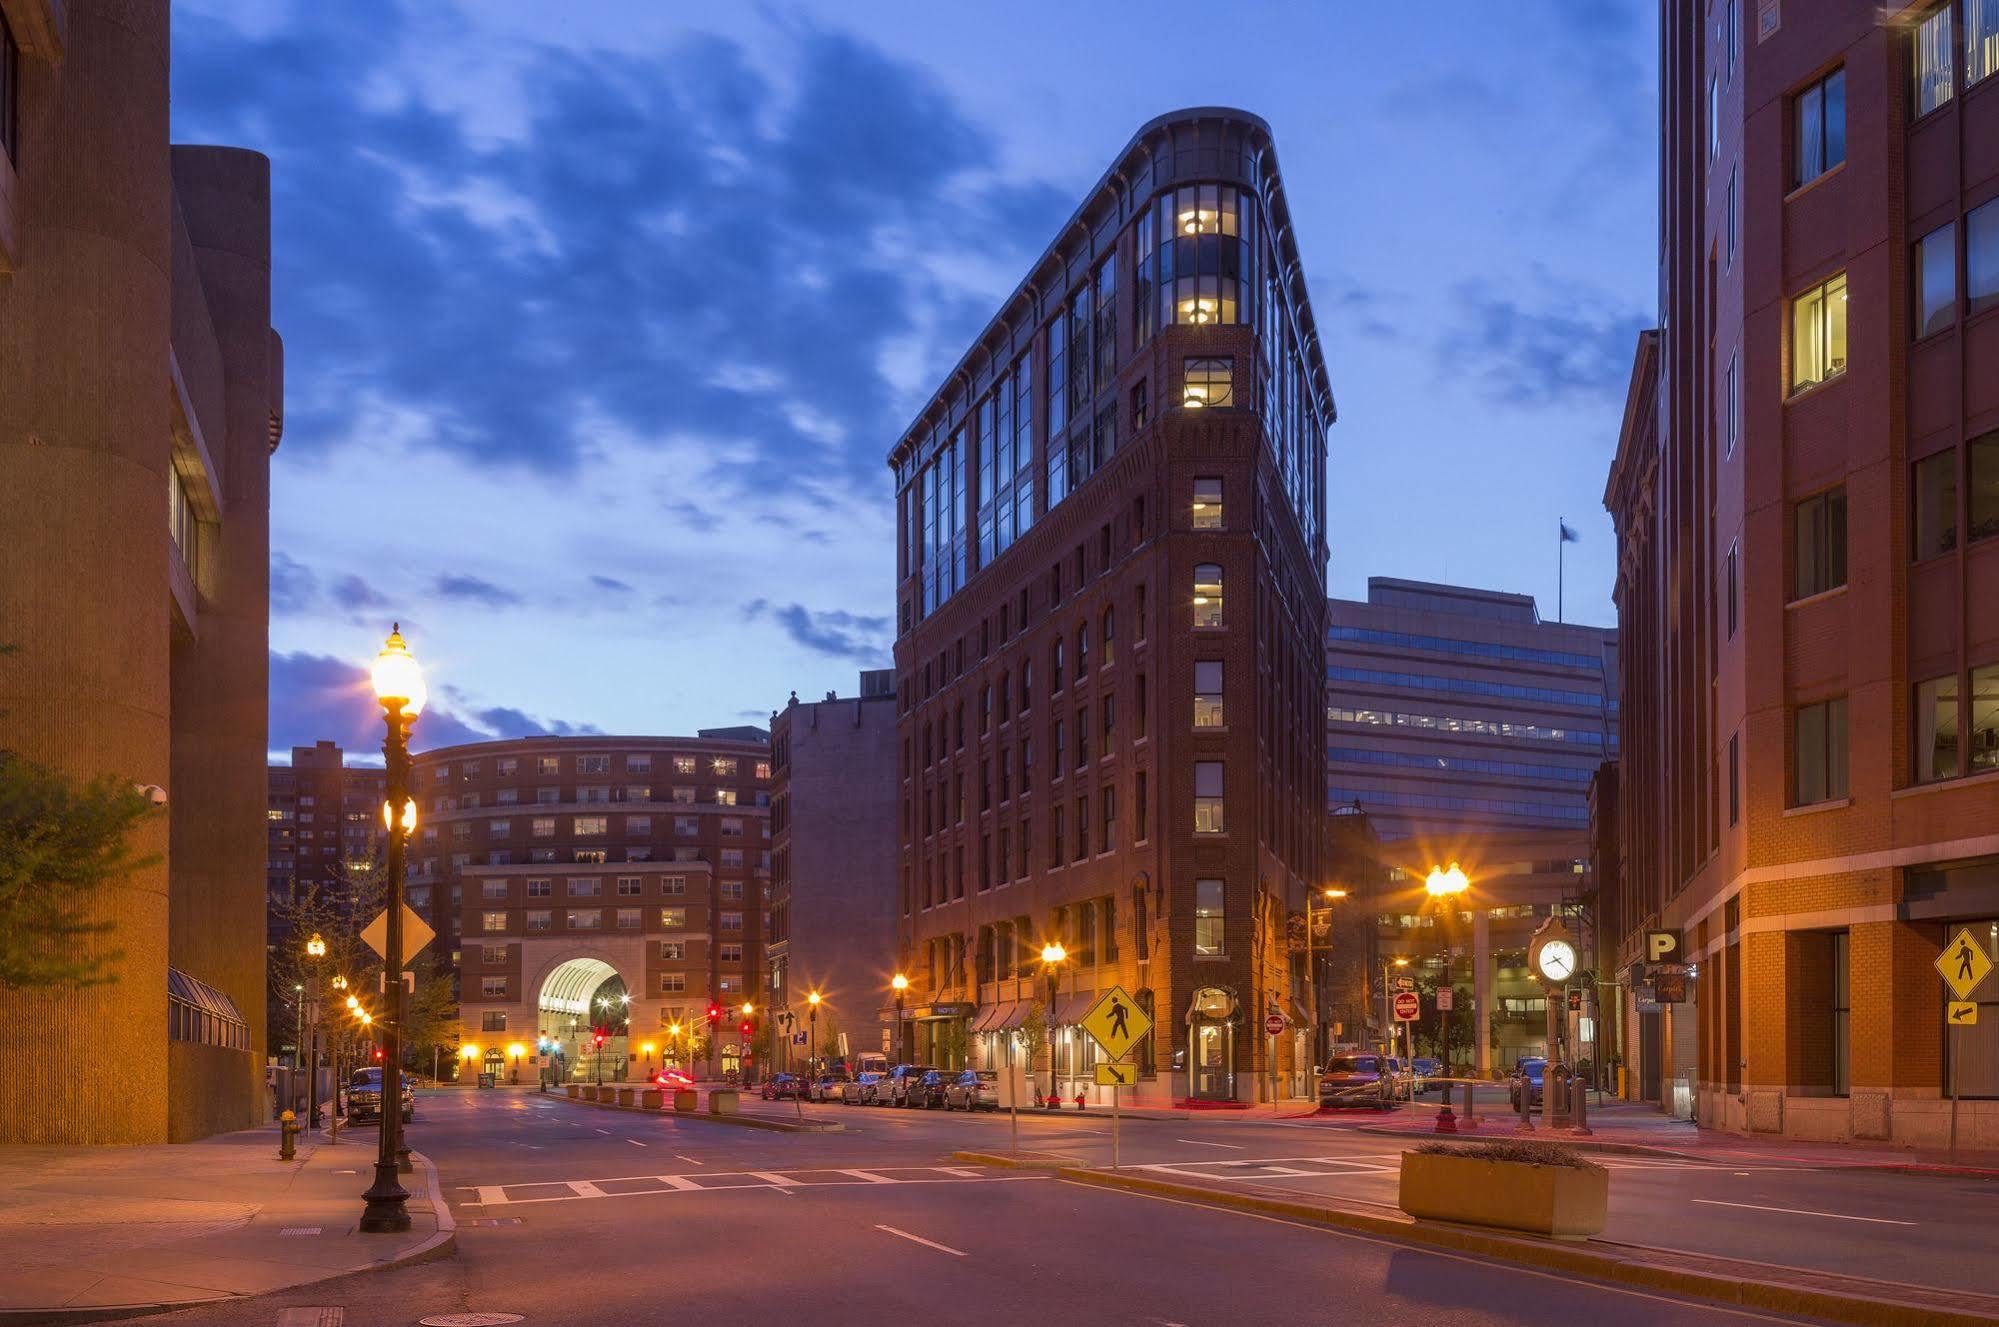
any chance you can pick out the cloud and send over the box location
[329,574,391,612]
[268,649,597,759]
[1435,275,1650,408]
[742,598,890,663]
[270,551,319,615]
[432,573,523,608]
[588,574,634,593]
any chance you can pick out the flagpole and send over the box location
[1558,516,1566,624]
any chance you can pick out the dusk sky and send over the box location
[168,1,1659,761]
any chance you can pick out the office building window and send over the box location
[1789,273,1848,392]
[1972,0,1999,85]
[1726,541,1739,637]
[1134,770,1148,842]
[1917,675,1960,782]
[1915,223,1957,337]
[537,756,560,775]
[1183,358,1233,409]
[1794,697,1849,805]
[1725,165,1738,266]
[1157,184,1252,326]
[1724,350,1739,455]
[1193,564,1224,628]
[1973,665,1999,771]
[1916,4,1955,114]
[1913,451,1958,560]
[525,910,551,931]
[1194,661,1224,727]
[1101,786,1116,851]
[1793,486,1847,599]
[1970,199,1999,315]
[1194,878,1225,956]
[1728,732,1740,826]
[1791,68,1845,187]
[721,910,743,932]
[1975,434,1999,543]
[1192,477,1223,530]
[1193,762,1225,834]
[1707,74,1719,162]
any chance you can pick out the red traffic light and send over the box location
[740,1020,752,1035]
[593,1031,607,1047]
[371,1047,384,1061]
[707,1003,721,1021]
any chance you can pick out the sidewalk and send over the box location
[0,1122,453,1325]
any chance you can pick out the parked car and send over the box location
[1317,1054,1395,1109]
[1508,1057,1548,1110]
[846,1071,884,1105]
[809,1074,846,1103]
[878,1064,934,1107]
[910,1069,954,1109]
[760,1073,807,1101]
[943,1069,999,1112]
[346,1066,413,1124]
[1410,1057,1444,1094]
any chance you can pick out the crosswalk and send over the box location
[457,1164,1044,1209]
[1133,1152,1803,1186]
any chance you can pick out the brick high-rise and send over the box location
[889,108,1334,1105]
[1606,1,1999,1144]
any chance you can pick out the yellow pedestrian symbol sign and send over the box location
[1080,984,1151,1062]
[1936,927,1992,1002]
[1949,1001,1979,1027]
[1095,1061,1138,1087]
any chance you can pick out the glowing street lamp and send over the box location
[806,991,822,1081]
[891,973,909,1064]
[1040,944,1067,1104]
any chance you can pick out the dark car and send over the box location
[1410,1056,1444,1095]
[1317,1054,1395,1109]
[878,1064,934,1107]
[346,1067,413,1124]
[911,1069,955,1109]
[760,1073,807,1101]
[1508,1057,1548,1110]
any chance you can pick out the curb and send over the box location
[1353,1124,1699,1161]
[1027,1165,1999,1327]
[552,1091,845,1133]
[0,1152,458,1327]
[950,1149,1086,1170]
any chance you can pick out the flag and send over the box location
[1559,521,1580,544]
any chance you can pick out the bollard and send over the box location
[278,1109,299,1161]
[1514,1078,1535,1133]
[1569,1074,1593,1135]
[1461,1079,1479,1130]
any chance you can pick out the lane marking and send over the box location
[594,1129,612,1136]
[875,1225,966,1257]
[628,1139,648,1148]
[654,1175,701,1191]
[750,1171,802,1187]
[1176,1139,1245,1149]
[474,1185,507,1207]
[675,1155,703,1165]
[567,1181,608,1198]
[464,1174,1050,1207]
[839,1169,897,1183]
[940,1167,981,1177]
[1690,1199,1916,1226]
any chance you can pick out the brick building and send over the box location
[0,2,280,1142]
[266,742,386,913]
[767,672,899,1074]
[1606,1,1999,1145]
[415,733,772,1083]
[890,108,1334,1105]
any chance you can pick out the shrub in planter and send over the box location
[1398,1140,1607,1240]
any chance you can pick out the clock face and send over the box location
[1538,940,1576,982]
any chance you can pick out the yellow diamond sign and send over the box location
[360,903,436,962]
[1079,984,1151,1062]
[1095,1061,1138,1087]
[1937,927,1992,1002]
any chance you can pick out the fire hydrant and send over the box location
[278,1109,300,1161]
[1073,1091,1087,1111]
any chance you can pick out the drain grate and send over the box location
[278,1227,324,1237]
[418,1316,526,1326]
[463,1217,522,1226]
[276,1311,343,1327]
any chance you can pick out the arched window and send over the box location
[1193,564,1224,628]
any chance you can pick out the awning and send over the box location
[971,1003,1010,1033]
[1055,991,1097,1023]
[992,1003,1029,1032]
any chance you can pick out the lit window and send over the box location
[537,756,560,775]
[1191,477,1223,529]
[481,911,507,933]
[168,466,202,572]
[1916,675,1959,782]
[1194,661,1224,728]
[1193,564,1224,628]
[1793,486,1847,599]
[660,907,686,928]
[574,816,607,837]
[1154,184,1251,326]
[1793,697,1848,805]
[1915,4,1956,115]
[1789,273,1847,393]
[1193,762,1225,835]
[1972,0,1999,86]
[713,757,738,777]
[1915,223,1956,337]
[1182,358,1233,409]
[1791,68,1845,188]
[1194,878,1225,956]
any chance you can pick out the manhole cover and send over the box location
[419,1316,525,1326]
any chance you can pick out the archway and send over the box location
[537,958,631,1083]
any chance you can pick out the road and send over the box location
[108,1088,1997,1326]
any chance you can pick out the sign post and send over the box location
[1080,987,1152,1172]
[1935,927,1992,1165]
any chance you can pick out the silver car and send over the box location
[846,1071,884,1105]
[943,1069,999,1111]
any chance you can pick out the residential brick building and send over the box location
[0,1,280,1142]
[890,108,1335,1105]
[267,742,386,910]
[1606,1,1999,1145]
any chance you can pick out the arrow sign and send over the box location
[1949,1001,1979,1026]
[1094,1061,1137,1087]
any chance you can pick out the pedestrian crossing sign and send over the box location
[1095,1061,1138,1087]
[1937,927,1993,1002]
[1079,984,1151,1061]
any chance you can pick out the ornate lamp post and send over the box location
[1424,863,1471,1079]
[1040,943,1066,1104]
[359,625,424,1234]
[806,991,821,1082]
[304,933,327,1130]
[891,973,909,1064]
[1302,889,1346,1073]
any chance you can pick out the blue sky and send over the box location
[168,1,1658,760]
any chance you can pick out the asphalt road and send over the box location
[96,1087,1945,1327]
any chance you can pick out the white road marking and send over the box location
[458,1168,1050,1207]
[594,1129,612,1136]
[654,1175,701,1191]
[941,1167,982,1177]
[628,1139,648,1147]
[875,1224,966,1257]
[567,1181,608,1198]
[838,1169,898,1183]
[475,1185,508,1207]
[674,1155,703,1165]
[1690,1199,1916,1226]
[750,1171,801,1187]
[1176,1139,1245,1149]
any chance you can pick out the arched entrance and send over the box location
[537,957,631,1083]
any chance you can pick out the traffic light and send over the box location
[707,1002,722,1022]
[740,1019,752,1036]
[371,1047,384,1061]
[593,1028,607,1049]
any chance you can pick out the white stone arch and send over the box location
[527,946,628,1027]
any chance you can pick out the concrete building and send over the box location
[0,2,281,1143]
[1606,1,1999,1146]
[767,671,899,1075]
[419,733,772,1083]
[1325,580,1616,1072]
[891,108,1335,1105]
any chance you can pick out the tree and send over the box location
[0,753,158,989]
[934,1018,969,1070]
[817,1016,842,1066]
[1019,1001,1049,1096]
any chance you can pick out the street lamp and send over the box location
[806,992,821,1082]
[1424,863,1471,1081]
[891,973,909,1064]
[1040,943,1067,1105]
[1303,887,1349,1075]
[303,935,327,1133]
[360,624,424,1235]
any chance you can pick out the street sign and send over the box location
[1434,989,1453,1012]
[1937,927,1992,1001]
[1645,929,1682,963]
[1264,1012,1287,1036]
[1949,1001,1979,1026]
[360,904,435,961]
[1095,1061,1138,1087]
[1392,975,1417,992]
[1079,985,1152,1062]
[1392,991,1420,1021]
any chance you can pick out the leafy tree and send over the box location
[817,1015,842,1065]
[1018,1002,1049,1091]
[0,753,158,989]
[934,1017,969,1070]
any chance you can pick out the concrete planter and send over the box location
[565,1084,580,1100]
[583,1085,601,1102]
[1398,1150,1607,1241]
[641,1089,663,1110]
[707,1089,741,1116]
[616,1087,638,1107]
[673,1089,698,1113]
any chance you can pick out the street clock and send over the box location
[1526,918,1581,989]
